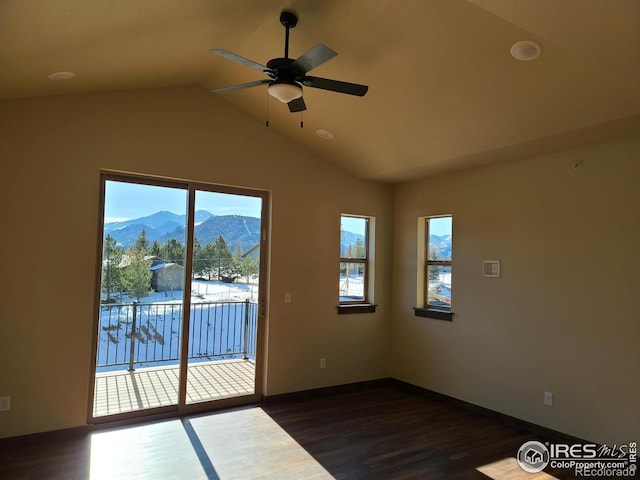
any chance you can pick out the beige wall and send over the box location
[0,86,392,438]
[391,137,640,444]
[1,84,637,445]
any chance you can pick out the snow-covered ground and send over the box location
[190,279,258,302]
[106,278,259,304]
[339,273,365,301]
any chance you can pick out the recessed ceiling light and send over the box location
[316,129,333,140]
[510,41,541,61]
[48,71,75,81]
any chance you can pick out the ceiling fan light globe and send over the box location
[268,82,302,103]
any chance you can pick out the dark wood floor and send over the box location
[0,380,583,479]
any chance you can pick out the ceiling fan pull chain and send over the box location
[300,111,304,129]
[266,91,270,127]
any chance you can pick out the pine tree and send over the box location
[202,242,217,280]
[428,248,440,281]
[212,235,233,280]
[161,239,184,265]
[354,238,366,258]
[102,234,123,302]
[192,238,206,278]
[240,256,259,282]
[133,228,150,253]
[150,240,162,258]
[232,243,243,277]
[123,230,152,301]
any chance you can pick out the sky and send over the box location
[429,216,452,237]
[104,180,451,236]
[104,181,262,222]
[341,215,367,236]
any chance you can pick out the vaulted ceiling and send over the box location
[2,0,639,182]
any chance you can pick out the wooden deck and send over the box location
[93,359,255,417]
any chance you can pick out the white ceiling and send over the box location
[2,0,639,182]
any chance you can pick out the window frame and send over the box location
[338,214,375,314]
[415,215,453,321]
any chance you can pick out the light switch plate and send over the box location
[483,260,500,277]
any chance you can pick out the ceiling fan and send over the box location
[210,11,368,113]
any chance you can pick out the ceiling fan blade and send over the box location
[210,49,272,73]
[290,44,337,74]
[288,96,306,113]
[212,79,270,94]
[302,76,368,96]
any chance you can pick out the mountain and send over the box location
[193,210,215,224]
[104,211,259,252]
[105,210,213,237]
[155,215,261,252]
[429,234,452,259]
[194,215,260,251]
[105,211,181,231]
[340,230,365,257]
[104,223,157,248]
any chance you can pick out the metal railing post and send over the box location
[243,299,249,359]
[128,301,138,372]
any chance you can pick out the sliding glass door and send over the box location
[184,190,262,405]
[90,173,265,421]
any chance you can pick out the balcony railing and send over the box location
[97,300,258,372]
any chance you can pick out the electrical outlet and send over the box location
[320,358,326,369]
[544,391,553,407]
[284,292,292,304]
[0,396,10,411]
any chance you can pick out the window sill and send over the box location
[413,307,453,321]
[337,304,377,315]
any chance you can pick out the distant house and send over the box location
[150,262,184,292]
[116,255,184,292]
[242,244,260,261]
[117,255,164,269]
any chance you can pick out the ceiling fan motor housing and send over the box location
[266,57,300,83]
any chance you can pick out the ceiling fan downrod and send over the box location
[280,11,298,59]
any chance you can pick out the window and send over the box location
[416,215,453,320]
[338,214,375,314]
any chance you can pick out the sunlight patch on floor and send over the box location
[89,407,332,479]
[476,457,559,480]
[90,420,207,479]
[188,407,333,479]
